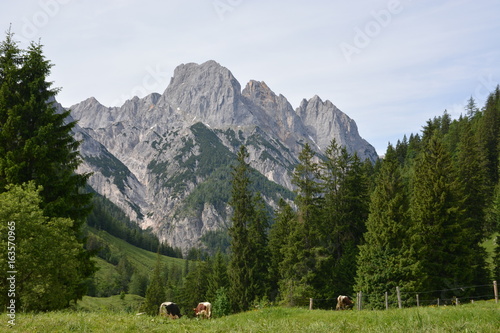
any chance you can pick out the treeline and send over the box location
[356,91,500,307]
[146,90,500,315]
[86,194,183,258]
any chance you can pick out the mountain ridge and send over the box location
[71,60,378,252]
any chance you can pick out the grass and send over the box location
[8,300,499,332]
[89,227,185,273]
[75,294,145,313]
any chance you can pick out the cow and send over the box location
[193,302,212,319]
[336,295,354,310]
[159,302,182,319]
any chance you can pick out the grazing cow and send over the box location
[159,302,182,319]
[193,302,212,319]
[336,295,354,310]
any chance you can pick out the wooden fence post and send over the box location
[385,291,389,310]
[396,286,402,309]
[356,291,363,310]
[494,281,498,304]
[309,298,313,310]
[416,294,419,307]
[437,298,440,307]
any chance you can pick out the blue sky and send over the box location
[2,0,499,155]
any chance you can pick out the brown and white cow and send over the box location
[193,302,212,319]
[159,302,182,319]
[336,295,354,310]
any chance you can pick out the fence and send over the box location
[307,281,498,310]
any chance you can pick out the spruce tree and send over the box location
[268,199,295,301]
[455,121,489,285]
[320,140,370,297]
[0,31,94,308]
[248,192,270,302]
[143,253,166,316]
[0,36,92,223]
[206,250,229,302]
[476,87,500,187]
[228,145,253,312]
[409,133,465,300]
[355,145,415,308]
[279,143,321,303]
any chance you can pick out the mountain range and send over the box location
[67,60,377,253]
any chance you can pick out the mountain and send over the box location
[70,60,377,253]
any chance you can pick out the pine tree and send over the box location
[206,250,229,302]
[228,145,253,312]
[355,145,415,308]
[268,199,295,301]
[409,133,465,300]
[0,36,92,224]
[279,143,321,303]
[319,140,370,297]
[143,253,166,316]
[248,192,270,302]
[0,32,94,309]
[476,87,500,187]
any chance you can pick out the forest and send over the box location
[0,30,499,315]
[175,92,498,313]
[140,89,500,315]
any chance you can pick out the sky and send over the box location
[2,0,499,155]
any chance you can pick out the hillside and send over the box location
[70,60,378,252]
[85,226,185,298]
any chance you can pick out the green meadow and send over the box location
[8,299,499,332]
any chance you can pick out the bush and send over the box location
[213,287,231,317]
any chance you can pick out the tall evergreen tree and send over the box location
[320,140,370,297]
[142,253,166,316]
[279,143,322,303]
[248,192,270,302]
[206,250,229,302]
[0,31,94,308]
[409,133,467,300]
[0,35,92,223]
[454,120,491,292]
[228,145,253,312]
[268,199,295,301]
[355,145,415,308]
[476,87,500,187]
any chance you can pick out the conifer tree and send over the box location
[268,199,295,300]
[279,143,321,303]
[0,31,94,308]
[248,192,270,302]
[355,145,415,308]
[476,87,500,187]
[409,133,465,299]
[143,253,166,315]
[316,139,370,297]
[0,35,92,223]
[454,120,492,292]
[228,145,253,312]
[206,250,229,302]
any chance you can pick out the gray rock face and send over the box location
[70,60,377,253]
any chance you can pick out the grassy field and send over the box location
[8,300,499,332]
[88,227,186,273]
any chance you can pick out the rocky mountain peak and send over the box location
[297,96,377,161]
[161,60,244,127]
